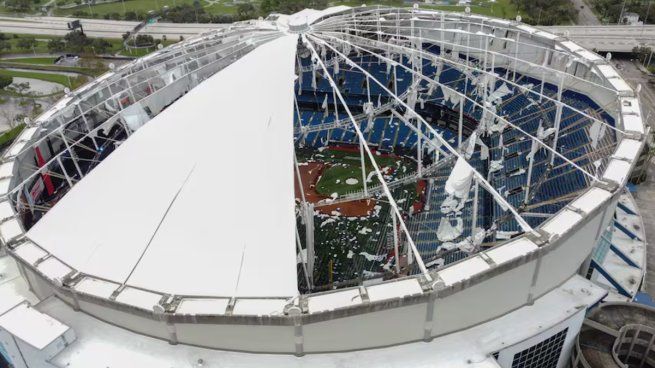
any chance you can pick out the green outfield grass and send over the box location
[313,148,415,196]
[316,164,369,196]
[0,69,88,89]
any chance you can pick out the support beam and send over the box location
[303,34,433,281]
[310,33,535,234]
[317,32,599,181]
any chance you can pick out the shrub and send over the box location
[0,75,13,89]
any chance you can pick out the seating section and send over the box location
[295,44,616,270]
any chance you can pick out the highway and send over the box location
[0,16,654,52]
[0,16,223,39]
[542,24,655,52]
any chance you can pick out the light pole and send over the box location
[86,0,94,17]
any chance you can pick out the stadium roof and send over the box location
[26,34,299,299]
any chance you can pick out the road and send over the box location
[0,16,223,39]
[542,24,655,52]
[614,58,655,128]
[0,15,652,52]
[569,0,600,25]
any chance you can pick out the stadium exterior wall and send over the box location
[13,193,618,353]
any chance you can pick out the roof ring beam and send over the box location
[312,9,621,95]
[302,34,434,282]
[306,33,536,235]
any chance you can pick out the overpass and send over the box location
[0,16,222,39]
[0,16,654,53]
[542,25,655,52]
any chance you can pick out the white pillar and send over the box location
[524,139,536,204]
[550,77,565,165]
[304,202,315,285]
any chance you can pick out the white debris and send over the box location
[358,227,373,235]
[320,218,336,228]
[440,196,459,214]
[445,157,474,199]
[496,230,519,240]
[359,252,385,262]
[489,159,504,173]
[487,82,512,102]
[297,248,307,264]
[510,168,526,177]
[437,216,464,241]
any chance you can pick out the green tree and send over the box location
[511,0,578,25]
[47,38,65,52]
[124,11,138,20]
[63,30,91,52]
[0,76,12,90]
[134,34,154,47]
[0,40,11,52]
[16,37,36,50]
[91,38,112,54]
[237,2,256,20]
[5,0,31,11]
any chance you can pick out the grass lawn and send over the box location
[53,0,239,16]
[2,57,57,65]
[0,37,52,56]
[0,69,87,89]
[420,0,518,19]
[0,124,25,148]
[332,0,518,20]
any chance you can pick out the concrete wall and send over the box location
[17,196,617,353]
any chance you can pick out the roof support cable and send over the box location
[316,29,625,137]
[308,34,575,235]
[302,34,433,282]
[313,32,601,183]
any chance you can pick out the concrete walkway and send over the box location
[633,157,655,296]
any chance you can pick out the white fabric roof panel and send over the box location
[27,34,299,298]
